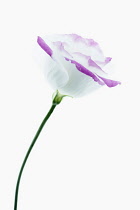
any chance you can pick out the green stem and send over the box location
[14,103,57,210]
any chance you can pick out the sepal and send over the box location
[52,90,70,105]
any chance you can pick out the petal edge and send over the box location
[37,36,53,57]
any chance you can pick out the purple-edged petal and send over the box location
[97,76,121,87]
[53,41,72,58]
[65,58,104,86]
[72,52,106,74]
[96,57,112,67]
[68,34,98,47]
[63,34,107,63]
[37,36,53,57]
[36,34,121,97]
[65,58,121,87]
[105,57,112,63]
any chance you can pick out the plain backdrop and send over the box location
[0,0,140,209]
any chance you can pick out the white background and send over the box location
[0,0,140,209]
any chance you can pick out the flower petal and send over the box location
[65,58,121,87]
[72,52,106,75]
[52,41,72,58]
[65,58,104,85]
[43,34,106,62]
[37,34,121,97]
[64,34,106,62]
[68,33,99,47]
[37,36,69,89]
[96,57,112,67]
[37,36,53,57]
[97,76,121,87]
[58,61,103,97]
[44,60,69,89]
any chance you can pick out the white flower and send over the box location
[37,34,121,97]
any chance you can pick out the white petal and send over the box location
[58,60,102,97]
[71,52,107,77]
[43,34,105,62]
[35,41,69,90]
[36,34,120,97]
[44,58,69,90]
[45,54,72,91]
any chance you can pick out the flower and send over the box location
[37,34,121,97]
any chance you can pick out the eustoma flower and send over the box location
[37,34,121,97]
[14,34,121,210]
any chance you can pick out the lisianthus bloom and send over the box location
[37,34,121,97]
[14,34,121,210]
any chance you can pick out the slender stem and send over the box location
[14,104,57,210]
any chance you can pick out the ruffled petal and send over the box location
[65,58,121,88]
[63,34,106,62]
[65,58,104,86]
[52,41,72,58]
[43,34,106,62]
[71,52,106,75]
[38,34,113,67]
[37,34,121,97]
[96,57,112,67]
